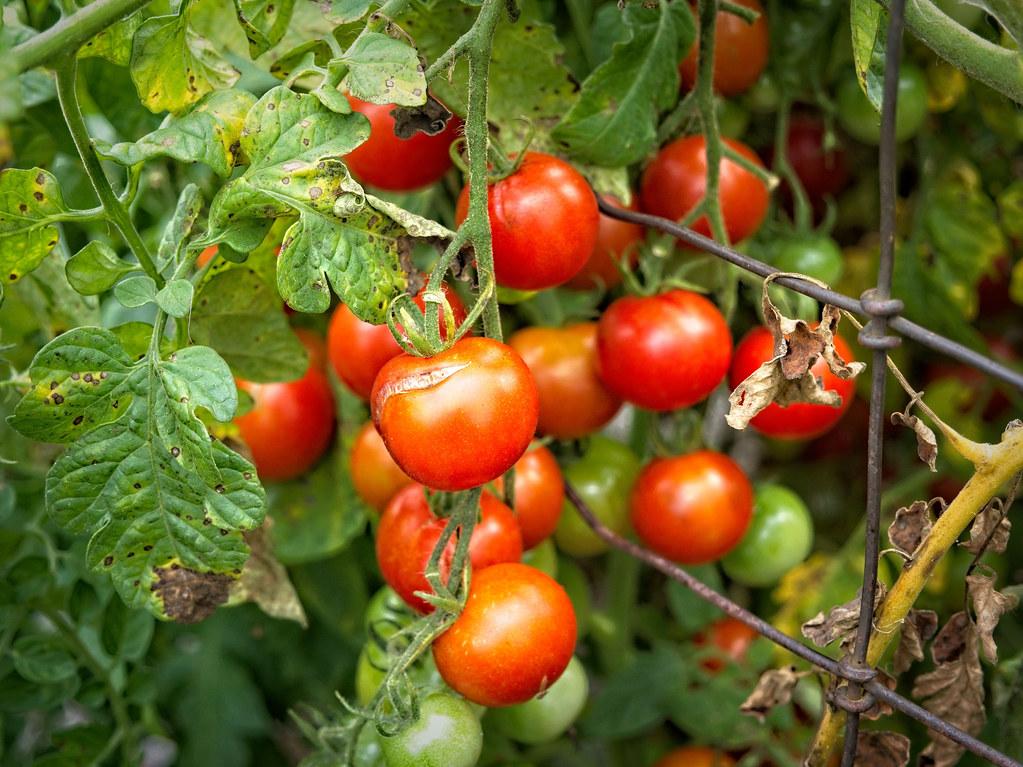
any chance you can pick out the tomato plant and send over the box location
[722,484,814,587]
[379,692,483,767]
[679,0,769,97]
[350,421,412,512]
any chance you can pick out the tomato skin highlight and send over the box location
[597,290,732,412]
[729,326,856,440]
[235,333,335,482]
[328,285,467,401]
[371,337,538,491]
[379,692,483,767]
[509,322,622,438]
[679,0,769,97]
[654,745,736,767]
[375,484,523,613]
[433,562,577,707]
[343,95,460,191]
[630,451,753,565]
[499,445,566,550]
[455,152,599,290]
[350,421,412,512]
[641,135,769,243]
[565,195,644,290]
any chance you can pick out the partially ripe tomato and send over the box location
[371,337,539,491]
[695,617,759,672]
[327,285,467,400]
[630,451,753,564]
[509,322,622,438]
[350,421,412,512]
[344,95,461,191]
[376,484,522,613]
[235,332,335,481]
[641,135,769,243]
[597,290,732,411]
[654,746,736,767]
[729,326,856,440]
[565,195,644,290]
[433,562,576,706]
[679,0,769,97]
[455,152,599,290]
[498,445,565,550]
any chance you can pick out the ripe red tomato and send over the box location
[350,421,412,512]
[376,484,522,613]
[596,290,732,411]
[344,95,461,191]
[780,114,849,201]
[432,562,576,706]
[327,285,466,400]
[509,323,621,438]
[695,617,759,672]
[630,451,753,564]
[454,152,599,290]
[235,332,335,481]
[729,326,856,440]
[565,195,644,290]
[641,135,769,243]
[495,445,565,550]
[371,337,539,491]
[679,0,768,97]
[654,746,736,767]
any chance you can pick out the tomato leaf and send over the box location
[11,635,78,684]
[113,275,157,308]
[331,0,373,23]
[158,184,205,271]
[0,168,70,284]
[65,242,138,296]
[190,268,308,383]
[229,522,308,626]
[740,665,807,720]
[962,499,1011,556]
[78,9,145,66]
[991,651,1023,760]
[97,90,255,177]
[233,0,296,57]
[552,2,694,166]
[665,564,724,633]
[155,278,194,318]
[854,732,911,767]
[849,0,887,112]
[965,0,1023,47]
[341,32,428,107]
[893,608,939,675]
[967,571,1019,664]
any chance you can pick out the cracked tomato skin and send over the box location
[509,322,622,438]
[370,337,539,491]
[433,562,576,707]
[630,451,753,565]
[597,290,732,411]
[729,326,856,440]
[455,152,599,290]
[350,421,412,512]
[376,484,522,613]
[344,95,461,191]
[235,332,335,482]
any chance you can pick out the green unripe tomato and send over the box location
[773,235,845,285]
[356,646,387,706]
[380,693,483,767]
[554,436,641,557]
[487,656,589,744]
[836,65,928,144]
[717,98,751,140]
[722,484,814,587]
[522,537,558,578]
[743,71,781,114]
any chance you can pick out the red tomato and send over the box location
[376,484,522,613]
[350,421,412,512]
[432,562,576,706]
[695,617,759,672]
[565,196,644,290]
[654,746,736,767]
[495,445,565,550]
[292,327,328,371]
[327,285,466,400]
[235,333,335,481]
[781,114,849,201]
[596,290,732,411]
[344,95,461,191]
[454,152,599,290]
[729,327,857,440]
[509,323,622,438]
[679,0,769,97]
[641,135,769,243]
[630,451,753,564]
[371,337,539,491]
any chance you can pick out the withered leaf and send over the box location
[390,94,453,139]
[801,584,886,651]
[891,410,938,471]
[861,669,898,720]
[726,358,843,430]
[893,609,939,675]
[962,499,1011,556]
[853,731,910,767]
[739,665,807,720]
[966,571,1019,664]
[912,615,985,767]
[230,520,308,627]
[152,566,233,624]
[887,498,944,558]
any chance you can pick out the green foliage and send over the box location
[0,168,69,284]
[233,0,297,58]
[849,0,887,112]
[65,242,137,295]
[342,32,428,106]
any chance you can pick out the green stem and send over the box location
[13,0,154,73]
[54,60,164,288]
[694,0,729,246]
[770,99,812,231]
[597,550,640,673]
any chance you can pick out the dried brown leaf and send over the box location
[740,665,807,720]
[891,411,938,471]
[887,499,944,557]
[230,520,308,627]
[726,360,843,430]
[853,731,911,767]
[967,571,1019,664]
[912,616,985,767]
[893,609,939,675]
[862,669,898,720]
[801,584,886,651]
[153,566,232,624]
[962,499,1011,556]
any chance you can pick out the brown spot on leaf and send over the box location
[51,393,64,404]
[33,192,43,201]
[103,555,114,566]
[73,415,84,426]
[152,566,233,624]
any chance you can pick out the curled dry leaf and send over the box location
[862,669,897,720]
[853,731,911,767]
[801,584,887,652]
[966,571,1019,664]
[391,93,454,138]
[893,608,938,675]
[890,408,938,471]
[887,498,945,558]
[962,498,1011,556]
[739,665,808,720]
[912,613,985,767]
[230,519,309,628]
